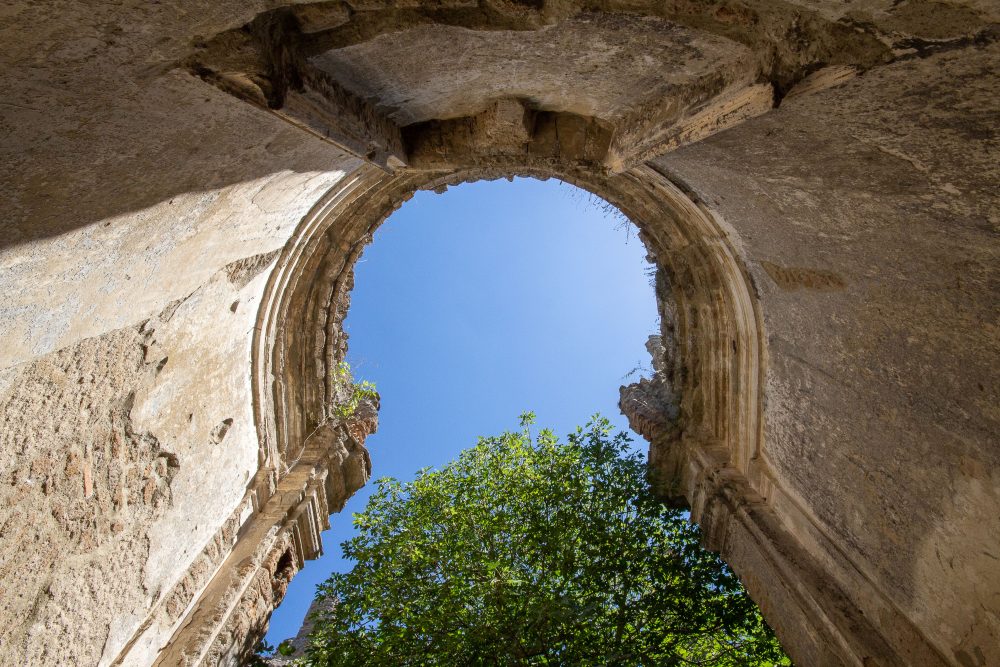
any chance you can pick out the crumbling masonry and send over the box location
[1,1,997,665]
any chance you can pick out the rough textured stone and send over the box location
[0,325,175,666]
[651,42,1000,665]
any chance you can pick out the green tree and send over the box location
[303,415,789,666]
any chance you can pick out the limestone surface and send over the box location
[0,0,997,665]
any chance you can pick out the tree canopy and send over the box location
[298,415,788,666]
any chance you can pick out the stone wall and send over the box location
[0,324,176,665]
[1,0,997,665]
[650,43,1000,666]
[0,5,374,660]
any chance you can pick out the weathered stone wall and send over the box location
[1,9,367,658]
[653,42,1000,666]
[1,0,997,664]
[0,234,344,665]
[0,324,176,665]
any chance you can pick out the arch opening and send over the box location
[156,161,904,667]
[255,164,767,496]
[265,175,664,642]
[210,163,777,662]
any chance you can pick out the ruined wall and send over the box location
[0,323,176,664]
[0,259,282,664]
[0,165,378,662]
[1,0,998,664]
[0,5,368,658]
[654,42,1000,666]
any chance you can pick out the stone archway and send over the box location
[154,158,934,665]
[1,1,997,665]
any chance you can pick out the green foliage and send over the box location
[251,638,298,664]
[302,416,789,666]
[248,640,276,666]
[332,361,378,421]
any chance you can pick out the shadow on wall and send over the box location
[0,61,369,369]
[2,67,355,251]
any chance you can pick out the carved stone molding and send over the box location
[618,166,951,666]
[166,157,947,665]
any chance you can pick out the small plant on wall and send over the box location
[332,361,378,421]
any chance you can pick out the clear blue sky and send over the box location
[265,176,658,643]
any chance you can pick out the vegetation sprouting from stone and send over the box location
[332,361,378,421]
[288,414,789,666]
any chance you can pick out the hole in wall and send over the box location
[210,418,234,444]
[264,176,660,642]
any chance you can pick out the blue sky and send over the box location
[265,176,658,643]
